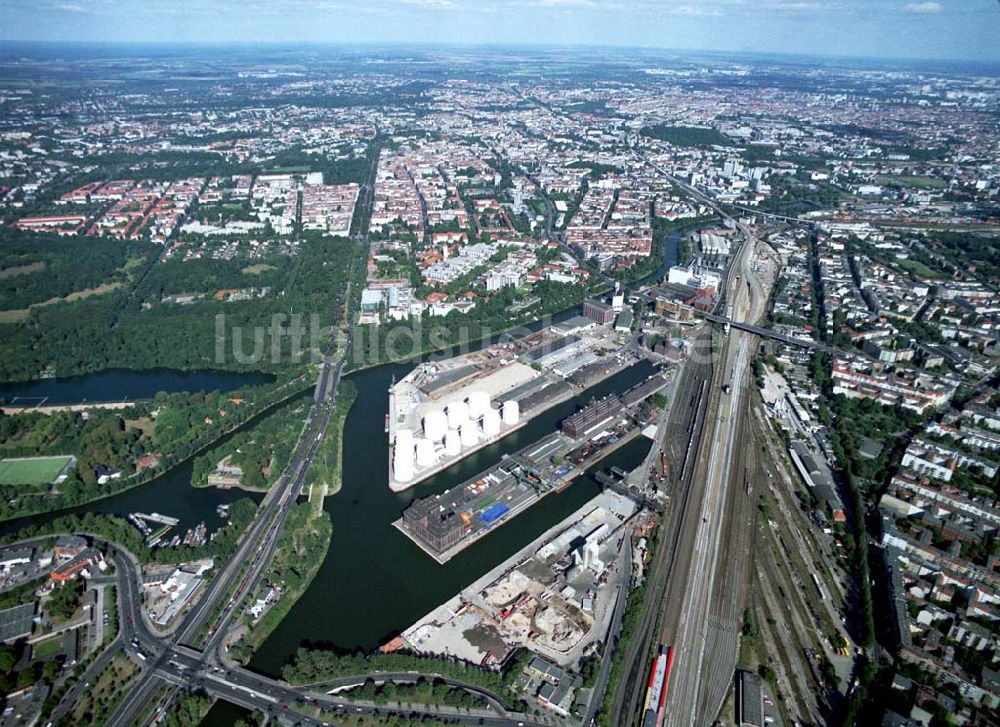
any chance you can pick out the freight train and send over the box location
[642,644,675,727]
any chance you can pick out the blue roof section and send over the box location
[480,503,509,524]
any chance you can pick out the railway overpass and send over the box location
[696,310,845,355]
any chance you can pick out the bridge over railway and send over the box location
[695,311,847,355]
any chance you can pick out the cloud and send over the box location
[662,4,719,15]
[398,0,459,7]
[903,1,942,12]
[763,2,821,9]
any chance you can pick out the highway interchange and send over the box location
[46,141,556,727]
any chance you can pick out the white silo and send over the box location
[394,447,414,482]
[444,430,461,457]
[481,408,501,437]
[501,400,520,426]
[460,422,479,448]
[395,429,414,450]
[446,401,469,430]
[467,390,491,420]
[415,437,437,468]
[423,409,448,443]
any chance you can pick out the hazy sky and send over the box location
[2,0,998,63]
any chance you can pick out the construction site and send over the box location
[400,490,638,669]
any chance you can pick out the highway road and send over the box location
[89,136,551,727]
[98,133,394,727]
[104,308,352,727]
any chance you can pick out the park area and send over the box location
[0,455,75,485]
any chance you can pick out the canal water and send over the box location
[200,700,254,727]
[0,306,657,697]
[247,358,655,676]
[0,368,281,536]
[0,368,275,406]
[635,230,681,288]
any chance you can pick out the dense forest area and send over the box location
[640,124,734,149]
[0,235,358,381]
[757,173,845,217]
[0,229,158,312]
[191,391,312,491]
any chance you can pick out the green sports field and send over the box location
[0,456,74,485]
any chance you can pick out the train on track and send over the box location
[642,644,675,727]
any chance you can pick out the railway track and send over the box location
[608,327,715,727]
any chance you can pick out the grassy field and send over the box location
[0,261,45,280]
[0,281,123,323]
[898,258,947,279]
[875,174,947,190]
[0,455,74,485]
[50,281,123,304]
[242,263,277,275]
[31,636,64,660]
[0,308,30,323]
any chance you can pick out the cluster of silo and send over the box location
[397,391,523,481]
[398,409,445,472]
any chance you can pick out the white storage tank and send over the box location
[482,408,501,437]
[467,390,491,420]
[422,409,448,442]
[460,423,479,448]
[415,437,437,467]
[446,401,469,430]
[395,429,414,450]
[444,430,461,457]
[501,400,520,426]
[393,444,414,482]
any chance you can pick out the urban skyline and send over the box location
[0,31,997,727]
